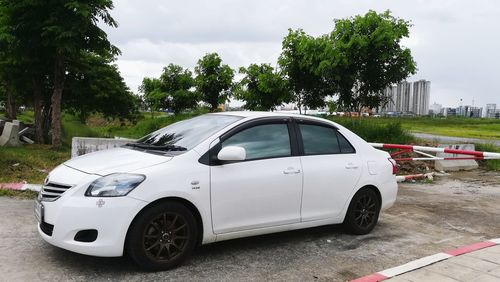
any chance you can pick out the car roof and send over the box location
[212,111,325,121]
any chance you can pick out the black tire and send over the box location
[126,201,198,271]
[343,188,381,235]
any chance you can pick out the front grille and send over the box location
[40,182,73,202]
[40,221,54,236]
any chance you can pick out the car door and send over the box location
[297,121,362,221]
[210,119,303,234]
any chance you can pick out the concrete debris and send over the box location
[71,137,136,158]
[435,144,479,171]
[0,121,21,146]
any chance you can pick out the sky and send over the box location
[102,0,500,109]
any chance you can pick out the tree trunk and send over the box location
[32,77,45,144]
[5,84,17,120]
[297,91,302,115]
[42,104,52,142]
[51,54,65,147]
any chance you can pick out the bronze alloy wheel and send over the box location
[143,212,190,261]
[126,201,198,271]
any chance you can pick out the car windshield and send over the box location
[130,114,242,152]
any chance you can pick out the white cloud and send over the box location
[106,0,500,108]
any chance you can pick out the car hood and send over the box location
[64,147,172,175]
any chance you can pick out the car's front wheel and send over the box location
[343,188,381,235]
[126,201,198,271]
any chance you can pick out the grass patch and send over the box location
[91,109,209,139]
[62,114,101,145]
[475,143,500,171]
[397,117,500,140]
[0,189,38,199]
[0,111,34,123]
[0,110,206,184]
[0,145,70,183]
[329,117,415,144]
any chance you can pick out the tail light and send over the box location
[388,158,397,175]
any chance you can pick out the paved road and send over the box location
[1,170,500,281]
[412,132,500,146]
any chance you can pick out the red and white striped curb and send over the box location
[0,183,41,192]
[351,238,500,282]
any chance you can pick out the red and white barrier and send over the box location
[395,173,434,183]
[370,143,500,161]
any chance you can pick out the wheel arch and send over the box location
[342,184,383,221]
[359,184,382,206]
[125,196,204,250]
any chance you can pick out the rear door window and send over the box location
[299,124,355,155]
[299,124,340,155]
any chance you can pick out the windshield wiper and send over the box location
[125,142,187,151]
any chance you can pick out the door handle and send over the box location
[345,163,359,169]
[283,168,301,174]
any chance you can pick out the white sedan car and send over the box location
[35,112,397,270]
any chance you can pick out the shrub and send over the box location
[329,117,415,144]
[474,143,500,171]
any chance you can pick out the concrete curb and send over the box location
[351,238,500,282]
[0,182,41,192]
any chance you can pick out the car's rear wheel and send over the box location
[126,201,198,271]
[343,188,381,235]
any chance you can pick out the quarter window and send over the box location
[222,123,291,160]
[337,131,355,153]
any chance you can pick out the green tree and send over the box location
[0,0,120,147]
[278,29,330,114]
[326,100,338,115]
[194,53,234,112]
[159,64,199,114]
[325,10,417,113]
[0,0,54,142]
[64,52,139,122]
[139,77,163,116]
[235,64,290,111]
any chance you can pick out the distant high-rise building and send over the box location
[412,80,431,115]
[457,105,483,118]
[377,80,431,115]
[486,104,497,118]
[397,81,412,113]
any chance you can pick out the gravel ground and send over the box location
[0,170,499,282]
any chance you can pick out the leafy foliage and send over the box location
[63,52,139,122]
[139,64,199,114]
[195,53,234,111]
[235,64,290,111]
[139,77,163,113]
[159,64,199,114]
[278,29,330,114]
[0,0,123,147]
[324,10,417,112]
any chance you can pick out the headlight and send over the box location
[85,173,145,197]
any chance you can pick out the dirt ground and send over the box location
[0,170,499,282]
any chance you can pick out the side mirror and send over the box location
[217,146,246,161]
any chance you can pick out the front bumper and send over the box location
[38,194,148,257]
